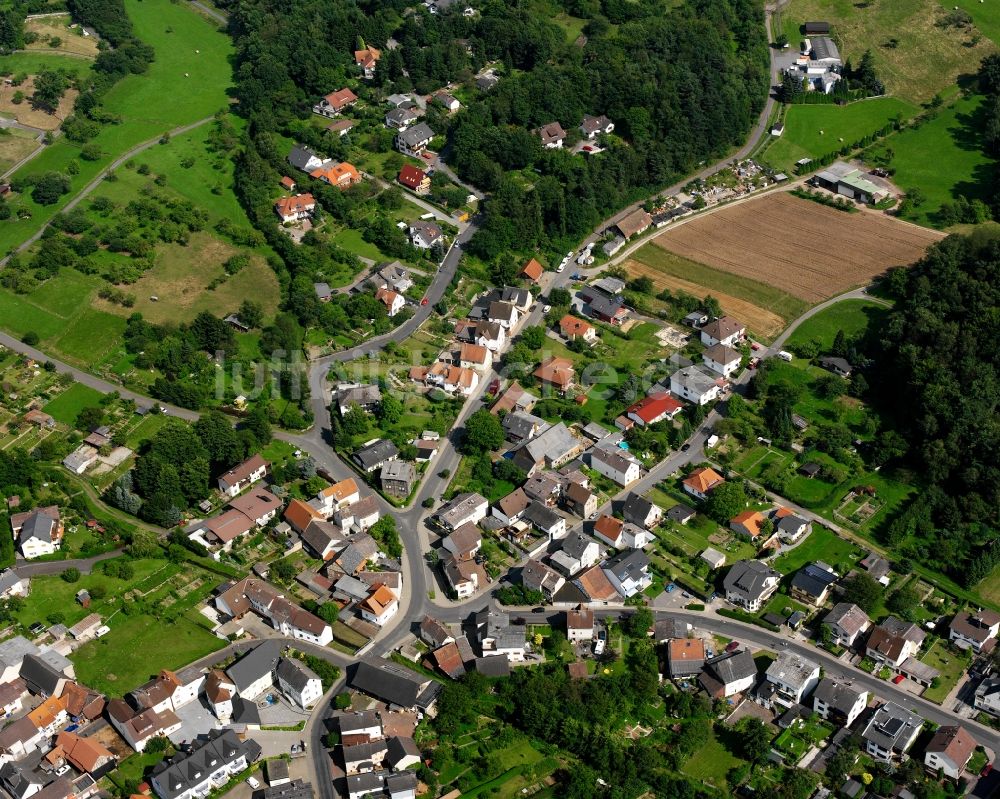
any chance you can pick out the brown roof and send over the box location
[205,670,234,704]
[702,315,745,341]
[491,381,528,415]
[866,626,907,663]
[567,661,588,679]
[219,454,268,488]
[10,505,59,532]
[432,642,466,678]
[55,730,113,773]
[566,606,594,631]
[593,514,623,543]
[683,467,724,494]
[229,488,282,523]
[284,499,323,532]
[668,638,706,663]
[444,522,482,558]
[360,584,397,617]
[205,509,255,544]
[730,510,766,537]
[460,343,489,364]
[323,87,357,110]
[615,208,652,239]
[533,356,575,390]
[496,488,530,519]
[925,725,977,766]
[950,610,1000,644]
[520,258,544,281]
[320,478,360,504]
[575,565,618,601]
[29,696,66,730]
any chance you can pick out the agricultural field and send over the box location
[761,97,917,173]
[624,247,801,341]
[651,192,943,303]
[865,94,996,227]
[0,128,41,174]
[775,0,996,103]
[0,73,77,130]
[785,299,890,352]
[24,14,99,58]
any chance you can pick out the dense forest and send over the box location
[225,0,768,320]
[868,232,1000,585]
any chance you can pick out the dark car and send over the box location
[531,607,545,613]
[680,443,691,452]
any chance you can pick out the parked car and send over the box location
[421,297,428,306]
[246,778,261,790]
[543,304,551,313]
[725,641,740,653]
[981,763,993,778]
[666,583,676,593]
[680,443,691,452]
[750,342,761,351]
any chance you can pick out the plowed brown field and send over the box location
[652,192,943,302]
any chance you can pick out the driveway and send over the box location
[169,698,222,746]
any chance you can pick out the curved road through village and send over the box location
[1,5,995,795]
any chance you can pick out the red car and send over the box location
[751,342,761,351]
[892,674,905,685]
[421,297,428,306]
[982,763,993,778]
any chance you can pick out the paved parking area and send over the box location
[169,699,222,746]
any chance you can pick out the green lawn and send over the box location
[760,592,811,620]
[41,382,105,425]
[867,94,996,227]
[0,52,93,81]
[682,729,746,788]
[920,640,971,703]
[629,244,809,325]
[785,299,890,352]
[773,526,865,575]
[762,97,918,173]
[72,613,223,696]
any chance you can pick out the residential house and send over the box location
[487,301,519,330]
[511,423,581,475]
[822,603,871,648]
[425,362,479,396]
[353,439,399,473]
[573,564,622,602]
[338,710,383,739]
[375,287,405,317]
[682,467,724,501]
[52,730,115,777]
[502,411,549,446]
[499,285,533,311]
[774,509,811,543]
[396,163,431,195]
[287,145,328,173]
[492,488,531,526]
[150,730,260,799]
[443,556,479,599]
[563,481,597,519]
[522,502,566,540]
[369,262,413,294]
[522,473,561,506]
[0,716,41,763]
[861,702,923,762]
[458,343,492,371]
[812,678,868,728]
[614,209,652,240]
[311,161,362,190]
[590,446,641,486]
[108,699,182,752]
[671,365,724,405]
[312,88,357,117]
[436,493,488,531]
[334,533,380,572]
[622,493,662,529]
[408,219,443,249]
[385,107,418,130]
[698,650,757,698]
[724,560,780,612]
[396,122,435,157]
[924,726,977,780]
[337,385,382,416]
[536,122,566,148]
[62,446,98,474]
[386,737,421,772]
[520,559,564,598]
[668,504,697,526]
[10,506,63,560]
[602,550,651,598]
[559,314,596,342]
[579,290,628,326]
[625,393,683,427]
[550,531,600,576]
[818,357,853,377]
[949,610,1000,653]
[520,258,544,283]
[866,617,925,669]
[218,454,269,498]
[475,610,527,662]
[702,344,742,377]
[216,580,333,646]
[317,477,362,515]
[700,316,745,348]
[579,114,614,139]
[764,652,820,708]
[667,639,706,679]
[274,194,316,223]
[433,91,460,111]
[379,461,416,499]
[566,606,595,643]
[532,356,575,395]
[592,515,652,549]
[790,562,838,606]
[419,617,454,649]
[442,523,482,561]
[974,678,1000,717]
[474,321,506,352]
[0,763,41,799]
[327,119,355,136]
[355,46,381,79]
[359,585,399,626]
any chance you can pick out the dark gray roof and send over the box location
[474,656,510,677]
[226,640,282,693]
[522,501,561,531]
[397,122,435,147]
[232,695,263,725]
[862,702,922,753]
[666,504,696,522]
[342,739,388,766]
[724,560,780,601]
[654,615,689,642]
[287,145,322,171]
[622,493,656,526]
[777,514,808,533]
[276,657,319,693]
[603,550,649,582]
[20,512,55,544]
[703,649,757,685]
[502,411,547,442]
[819,356,852,373]
[346,773,384,796]
[19,654,63,696]
[813,678,865,715]
[348,660,437,710]
[810,36,840,62]
[385,772,418,794]
[263,779,313,799]
[152,730,257,799]
[266,759,289,784]
[561,531,594,560]
[584,294,625,319]
[353,439,399,471]
[338,710,380,735]
[790,562,838,599]
[385,736,420,767]
[301,520,342,557]
[0,762,40,799]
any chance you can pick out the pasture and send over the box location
[650,192,943,303]
[25,15,99,57]
[785,299,890,351]
[762,97,917,173]
[624,247,801,341]
[937,0,1000,46]
[0,128,41,174]
[775,0,996,103]
[866,94,996,227]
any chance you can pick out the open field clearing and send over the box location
[93,232,279,325]
[0,75,76,130]
[651,193,944,302]
[762,97,917,173]
[775,0,996,103]
[0,128,40,173]
[939,0,1000,45]
[624,254,788,340]
[785,299,889,350]
[25,15,100,58]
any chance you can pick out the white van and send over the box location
[778,350,793,362]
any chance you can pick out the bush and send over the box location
[60,567,81,583]
[21,331,39,346]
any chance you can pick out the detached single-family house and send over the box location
[723,560,780,612]
[671,365,723,405]
[602,550,651,598]
[774,508,811,542]
[409,219,443,250]
[974,679,1000,717]
[532,357,575,395]
[818,357,853,378]
[433,91,460,111]
[359,585,399,627]
[559,315,596,342]
[375,287,405,317]
[865,617,925,669]
[700,316,745,348]
[520,258,544,283]
[352,439,399,473]
[436,493,489,531]
[667,639,706,679]
[397,165,430,195]
[702,344,742,377]
[396,122,435,157]
[949,609,1000,653]
[313,88,357,117]
[442,522,482,561]
[355,46,381,79]
[287,145,328,173]
[682,467,724,501]
[764,652,820,708]
[790,562,838,606]
[379,461,416,499]
[813,678,868,728]
[579,114,614,139]
[590,446,641,486]
[729,510,767,541]
[521,559,565,599]
[626,393,683,427]
[592,515,652,550]
[861,702,923,762]
[550,531,600,576]
[536,122,566,149]
[822,603,871,648]
[385,107,418,130]
[698,650,757,699]
[565,606,594,643]
[274,194,316,223]
[318,477,362,514]
[622,493,661,529]
[562,481,597,519]
[337,385,382,416]
[924,725,977,780]
[275,659,323,710]
[522,501,566,540]
[11,506,63,560]
[311,161,362,189]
